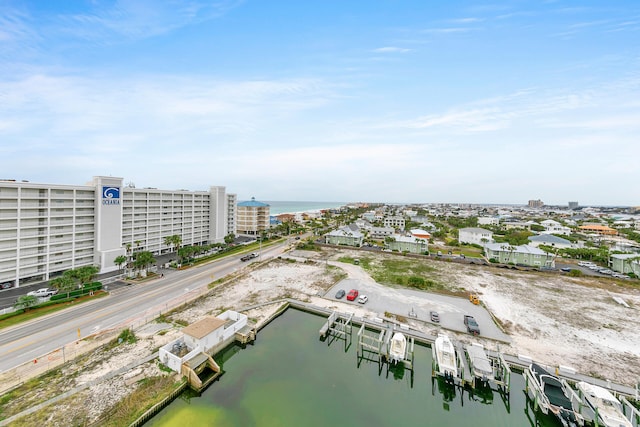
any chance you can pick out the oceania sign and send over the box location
[102,186,120,205]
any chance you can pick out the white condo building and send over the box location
[0,177,236,287]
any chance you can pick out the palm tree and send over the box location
[164,234,182,253]
[114,255,127,271]
[133,251,156,276]
[76,265,99,285]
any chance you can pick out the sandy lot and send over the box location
[175,248,640,386]
[6,246,640,425]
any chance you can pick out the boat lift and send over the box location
[319,311,353,350]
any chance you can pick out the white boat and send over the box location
[434,333,458,380]
[388,332,407,363]
[576,381,632,427]
[465,343,493,383]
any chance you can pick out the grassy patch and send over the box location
[0,292,108,330]
[362,258,445,290]
[92,376,181,427]
[0,368,66,420]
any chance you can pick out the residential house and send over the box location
[502,221,533,231]
[459,227,494,246]
[484,243,555,268]
[478,216,500,226]
[578,224,618,236]
[325,226,364,247]
[386,234,429,254]
[370,226,395,240]
[410,229,431,240]
[610,254,640,276]
[384,215,406,230]
[540,219,572,236]
[528,234,575,250]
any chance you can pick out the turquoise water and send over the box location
[147,309,560,427]
[264,201,347,215]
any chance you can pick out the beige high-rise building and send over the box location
[236,197,270,236]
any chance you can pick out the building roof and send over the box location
[327,226,363,238]
[182,316,226,339]
[460,227,493,234]
[611,253,640,260]
[392,234,427,244]
[484,243,547,255]
[528,234,571,245]
[238,197,270,207]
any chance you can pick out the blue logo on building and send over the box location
[102,186,120,205]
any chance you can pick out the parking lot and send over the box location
[323,261,511,343]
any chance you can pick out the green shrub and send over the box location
[0,309,24,321]
[117,328,137,344]
[407,276,425,288]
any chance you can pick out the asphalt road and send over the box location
[0,242,291,373]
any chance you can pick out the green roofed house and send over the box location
[386,234,429,254]
[484,243,555,268]
[325,226,363,247]
[610,253,640,276]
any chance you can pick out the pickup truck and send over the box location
[27,288,57,298]
[240,253,258,262]
[464,315,480,335]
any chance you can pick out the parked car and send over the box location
[560,267,572,272]
[0,282,13,290]
[27,288,57,298]
[346,289,359,301]
[357,295,368,304]
[464,315,480,335]
[430,311,440,323]
[335,289,346,299]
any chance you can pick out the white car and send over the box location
[357,295,368,304]
[27,288,56,298]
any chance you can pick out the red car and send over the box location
[346,289,359,301]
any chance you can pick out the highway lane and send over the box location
[0,243,291,373]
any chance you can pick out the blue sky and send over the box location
[1,1,639,206]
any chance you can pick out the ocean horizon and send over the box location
[264,200,348,215]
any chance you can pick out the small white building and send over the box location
[383,215,406,230]
[478,216,500,226]
[159,310,248,374]
[540,219,572,236]
[459,227,494,246]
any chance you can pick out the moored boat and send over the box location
[389,332,407,363]
[434,333,458,381]
[465,343,493,384]
[576,381,632,427]
[526,363,581,427]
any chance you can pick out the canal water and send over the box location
[147,308,560,427]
